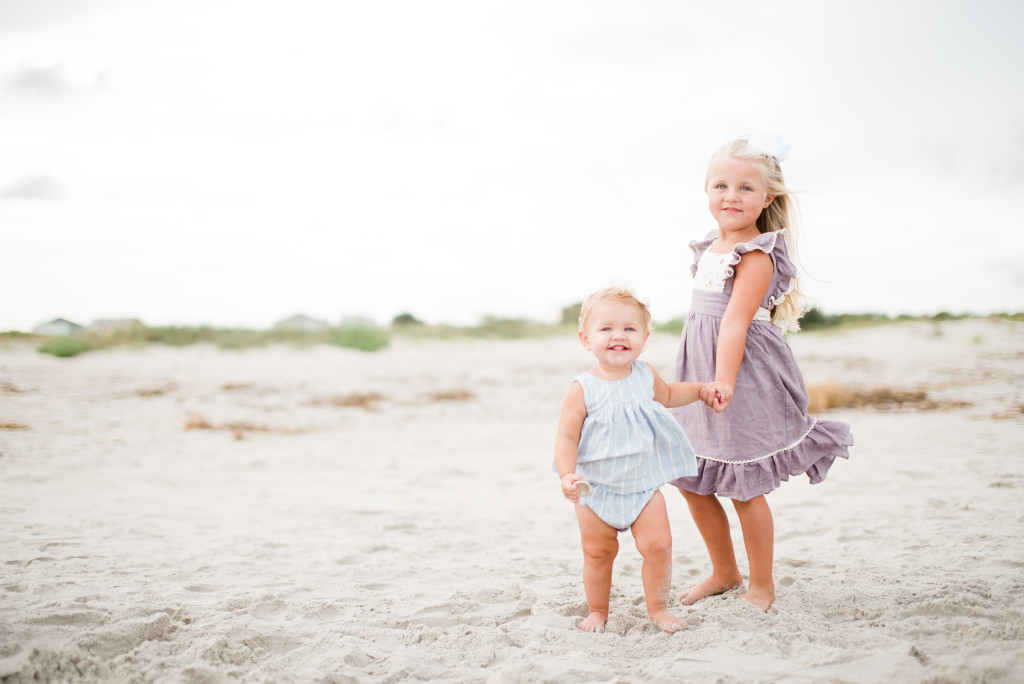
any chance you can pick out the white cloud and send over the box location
[0,0,1022,331]
[0,174,65,200]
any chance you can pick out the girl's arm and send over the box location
[716,250,774,390]
[649,363,733,412]
[554,382,588,502]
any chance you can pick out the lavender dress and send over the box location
[670,229,853,501]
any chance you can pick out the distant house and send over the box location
[32,318,84,336]
[274,314,329,332]
[88,318,144,332]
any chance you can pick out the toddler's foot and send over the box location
[578,612,607,633]
[649,609,685,634]
[740,586,775,612]
[679,573,743,605]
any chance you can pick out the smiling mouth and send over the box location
[609,345,629,351]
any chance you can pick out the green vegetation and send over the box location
[798,308,895,332]
[32,324,390,357]
[473,317,565,339]
[654,318,686,336]
[385,317,575,341]
[795,308,996,333]
[37,336,89,358]
[325,326,390,352]
[0,331,38,341]
[560,303,582,326]
[391,312,424,326]
[21,309,1022,358]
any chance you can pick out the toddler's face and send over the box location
[706,157,773,234]
[579,298,649,370]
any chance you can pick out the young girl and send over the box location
[554,285,731,634]
[670,136,853,612]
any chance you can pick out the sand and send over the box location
[1,318,1023,683]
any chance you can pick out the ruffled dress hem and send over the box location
[670,418,853,502]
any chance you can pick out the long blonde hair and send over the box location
[706,139,809,332]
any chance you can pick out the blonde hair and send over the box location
[706,139,809,332]
[578,285,652,333]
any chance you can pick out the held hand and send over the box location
[698,384,719,409]
[700,382,734,413]
[711,382,733,412]
[560,473,585,503]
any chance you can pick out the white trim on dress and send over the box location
[695,419,818,465]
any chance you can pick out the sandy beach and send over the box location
[1,318,1023,683]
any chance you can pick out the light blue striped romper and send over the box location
[572,360,698,531]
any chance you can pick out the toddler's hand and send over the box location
[702,382,734,412]
[711,382,733,412]
[560,473,585,503]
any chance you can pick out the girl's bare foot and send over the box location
[578,612,607,633]
[649,609,685,634]
[740,586,774,612]
[679,573,743,605]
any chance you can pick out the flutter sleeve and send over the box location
[687,230,719,279]
[721,229,798,310]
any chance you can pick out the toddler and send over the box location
[554,285,730,633]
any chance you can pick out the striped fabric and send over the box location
[575,361,697,495]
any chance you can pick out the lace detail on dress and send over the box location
[693,251,731,293]
[693,251,771,321]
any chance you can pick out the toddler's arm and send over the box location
[554,382,588,503]
[649,363,732,412]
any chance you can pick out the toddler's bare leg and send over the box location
[574,505,618,633]
[630,491,684,633]
[678,489,743,604]
[732,495,775,612]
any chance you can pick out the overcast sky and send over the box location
[1,0,1022,331]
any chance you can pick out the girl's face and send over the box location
[578,298,650,372]
[706,157,774,235]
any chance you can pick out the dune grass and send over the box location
[391,317,576,341]
[14,310,1021,358]
[36,336,89,358]
[806,383,971,413]
[29,324,389,357]
[27,317,569,357]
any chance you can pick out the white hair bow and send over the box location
[739,130,791,163]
